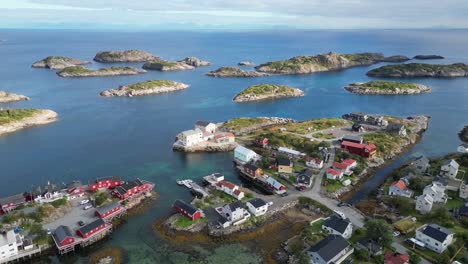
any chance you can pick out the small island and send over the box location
[0,91,29,103]
[143,59,194,71]
[254,52,385,75]
[366,63,468,78]
[57,66,146,78]
[238,61,255,66]
[0,108,57,135]
[93,50,158,62]
[100,80,189,97]
[379,55,411,62]
[413,55,444,60]
[344,81,431,95]
[32,56,89,70]
[233,84,304,102]
[178,57,210,67]
[206,66,269,77]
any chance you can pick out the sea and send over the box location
[0,29,467,263]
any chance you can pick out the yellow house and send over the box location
[277,158,293,174]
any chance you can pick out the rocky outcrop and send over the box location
[32,56,89,70]
[57,66,146,78]
[0,91,30,103]
[0,109,57,135]
[379,55,410,63]
[178,57,210,67]
[413,55,444,60]
[100,80,189,97]
[94,50,158,62]
[344,81,431,95]
[459,126,468,143]
[233,84,304,102]
[206,66,269,77]
[238,61,255,66]
[173,141,237,153]
[367,63,468,78]
[255,52,384,75]
[143,60,194,71]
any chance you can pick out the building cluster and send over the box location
[176,121,235,147]
[0,230,33,262]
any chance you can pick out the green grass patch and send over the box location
[126,80,177,90]
[359,80,420,91]
[283,118,350,134]
[235,84,299,97]
[173,215,205,228]
[0,109,39,125]
[220,117,273,131]
[313,132,335,139]
[362,132,406,157]
[50,198,68,208]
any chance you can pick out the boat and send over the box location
[176,179,193,188]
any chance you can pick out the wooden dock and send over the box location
[176,179,209,198]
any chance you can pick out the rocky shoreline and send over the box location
[459,126,468,143]
[233,84,304,102]
[94,50,158,62]
[0,109,57,135]
[100,80,189,97]
[413,55,444,60]
[378,55,411,62]
[344,82,431,95]
[32,56,89,70]
[172,141,237,153]
[57,66,146,77]
[143,60,194,71]
[206,66,270,77]
[0,91,30,103]
[367,63,468,78]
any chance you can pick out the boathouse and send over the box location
[95,202,122,219]
[88,176,122,192]
[173,199,201,220]
[76,219,106,238]
[340,141,376,158]
[52,225,75,248]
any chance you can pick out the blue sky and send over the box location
[1,0,467,30]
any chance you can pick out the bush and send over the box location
[94,191,109,206]
[50,198,67,208]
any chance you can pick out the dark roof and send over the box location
[357,238,382,254]
[247,198,267,208]
[322,215,351,234]
[387,123,405,131]
[53,225,73,243]
[299,168,313,177]
[420,224,453,242]
[195,120,211,127]
[78,218,105,235]
[244,163,259,171]
[342,135,363,142]
[96,202,120,215]
[173,199,199,215]
[459,205,468,216]
[228,200,244,211]
[118,179,142,193]
[308,235,350,262]
[0,193,26,205]
[297,174,312,185]
[276,158,291,166]
[114,186,126,195]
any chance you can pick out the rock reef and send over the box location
[206,66,269,77]
[143,59,194,71]
[32,56,89,70]
[413,55,444,60]
[254,52,384,75]
[0,91,29,103]
[178,57,210,67]
[0,109,57,135]
[57,66,146,78]
[100,80,189,97]
[238,61,255,66]
[367,63,468,78]
[233,84,304,102]
[94,50,158,62]
[344,81,431,95]
[172,141,237,153]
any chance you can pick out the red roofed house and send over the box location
[214,132,235,144]
[52,226,75,248]
[76,219,106,239]
[95,202,122,219]
[389,180,413,198]
[305,157,324,169]
[326,168,344,180]
[173,199,202,220]
[384,251,409,264]
[0,193,26,214]
[89,176,123,192]
[341,141,376,158]
[216,181,245,200]
[333,159,357,175]
[112,179,152,200]
[66,181,85,199]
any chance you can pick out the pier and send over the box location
[176,179,209,198]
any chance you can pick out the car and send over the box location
[80,199,90,205]
[84,205,93,210]
[333,210,346,219]
[296,185,305,191]
[280,192,289,197]
[78,221,85,226]
[46,228,51,235]
[393,231,400,237]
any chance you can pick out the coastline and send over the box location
[0,109,57,136]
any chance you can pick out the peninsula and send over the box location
[57,66,146,78]
[206,66,269,77]
[233,84,304,102]
[379,55,411,62]
[143,59,194,71]
[0,91,30,103]
[344,81,431,95]
[32,56,89,70]
[367,63,468,78]
[0,109,57,135]
[93,50,158,62]
[413,55,444,60]
[100,80,189,97]
[254,52,384,75]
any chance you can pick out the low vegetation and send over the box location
[283,118,350,134]
[359,80,420,90]
[60,66,136,74]
[126,80,177,90]
[220,117,273,131]
[0,109,39,125]
[367,63,468,77]
[173,215,204,228]
[236,84,299,96]
[362,132,406,157]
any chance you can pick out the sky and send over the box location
[0,0,468,30]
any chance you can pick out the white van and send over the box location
[80,199,90,205]
[84,205,93,210]
[333,210,346,219]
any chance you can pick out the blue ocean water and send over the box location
[0,29,468,262]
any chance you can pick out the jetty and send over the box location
[176,179,209,198]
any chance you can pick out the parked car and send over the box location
[393,231,400,237]
[80,199,90,205]
[84,205,93,210]
[78,221,85,226]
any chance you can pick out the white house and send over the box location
[177,128,203,147]
[246,198,269,217]
[221,201,247,223]
[460,181,468,199]
[326,168,344,181]
[306,157,324,169]
[32,182,64,203]
[388,180,413,198]
[416,224,454,253]
[333,159,357,176]
[439,159,459,178]
[307,235,354,264]
[457,144,468,153]
[386,123,407,137]
[322,215,353,239]
[0,230,19,261]
[195,120,217,134]
[423,182,447,203]
[415,194,434,214]
[215,181,244,200]
[234,145,258,164]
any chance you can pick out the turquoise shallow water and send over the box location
[1,29,468,262]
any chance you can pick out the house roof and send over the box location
[195,120,212,127]
[96,202,120,215]
[327,168,342,176]
[390,180,407,190]
[173,199,199,215]
[278,147,302,156]
[333,161,348,170]
[217,181,237,190]
[342,134,363,142]
[323,215,351,234]
[0,193,25,206]
[308,235,350,262]
[266,177,284,189]
[233,189,243,196]
[305,157,322,164]
[341,140,366,149]
[342,159,356,166]
[247,198,267,208]
[117,179,143,194]
[181,129,202,137]
[357,239,382,254]
[417,194,434,203]
[299,168,314,177]
[95,176,122,183]
[78,218,105,235]
[277,158,292,166]
[412,156,430,167]
[228,200,244,211]
[297,174,312,185]
[442,159,459,169]
[0,230,17,247]
[235,145,256,156]
[53,225,74,243]
[420,224,453,243]
[386,123,405,131]
[214,132,234,139]
[244,163,259,172]
[384,251,409,264]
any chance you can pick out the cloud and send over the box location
[1,0,467,29]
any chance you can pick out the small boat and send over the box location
[176,179,193,188]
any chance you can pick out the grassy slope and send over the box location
[60,66,135,74]
[236,84,298,96]
[363,132,406,157]
[127,80,177,90]
[283,118,350,134]
[220,117,272,131]
[359,81,419,91]
[0,109,39,125]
